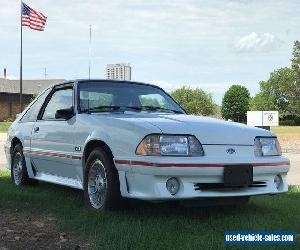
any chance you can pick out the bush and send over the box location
[279,119,300,126]
[3,117,13,122]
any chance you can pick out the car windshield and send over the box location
[79,81,185,114]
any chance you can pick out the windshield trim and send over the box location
[76,80,187,115]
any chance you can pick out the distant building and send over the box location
[106,63,131,81]
[0,77,64,121]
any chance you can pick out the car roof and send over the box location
[51,79,162,90]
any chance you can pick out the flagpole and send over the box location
[88,24,91,80]
[20,0,23,112]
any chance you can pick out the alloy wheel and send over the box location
[13,152,23,185]
[87,159,108,209]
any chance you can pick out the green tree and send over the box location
[290,40,300,116]
[250,67,294,118]
[221,85,250,123]
[171,86,216,116]
[250,41,300,120]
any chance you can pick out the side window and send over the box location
[20,88,51,123]
[42,88,73,120]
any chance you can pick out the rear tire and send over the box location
[83,148,121,210]
[11,144,29,186]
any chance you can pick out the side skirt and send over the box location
[32,172,83,190]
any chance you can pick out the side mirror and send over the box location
[55,107,74,120]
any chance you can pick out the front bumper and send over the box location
[114,157,290,200]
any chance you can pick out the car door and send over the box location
[30,84,77,178]
[17,88,52,178]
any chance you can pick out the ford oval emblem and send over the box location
[226,148,236,154]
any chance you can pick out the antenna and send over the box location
[44,67,47,79]
[88,24,92,80]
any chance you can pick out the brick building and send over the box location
[0,78,64,121]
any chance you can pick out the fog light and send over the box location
[166,177,180,195]
[274,175,282,190]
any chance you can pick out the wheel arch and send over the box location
[82,139,115,168]
[10,137,23,155]
[9,136,25,172]
[82,139,122,209]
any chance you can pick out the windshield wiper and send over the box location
[85,106,142,113]
[122,106,184,114]
[140,106,184,114]
[82,105,184,114]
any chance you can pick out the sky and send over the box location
[0,0,299,104]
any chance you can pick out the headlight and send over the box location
[254,137,282,156]
[136,134,204,156]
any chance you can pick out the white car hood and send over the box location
[112,113,274,145]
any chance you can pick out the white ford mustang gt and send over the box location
[4,80,290,210]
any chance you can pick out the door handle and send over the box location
[34,127,39,133]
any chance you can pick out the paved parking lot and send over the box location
[0,133,299,185]
[285,153,300,185]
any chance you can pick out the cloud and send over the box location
[234,32,283,52]
[1,0,299,105]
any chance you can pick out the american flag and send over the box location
[22,2,47,31]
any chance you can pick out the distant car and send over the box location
[4,80,290,210]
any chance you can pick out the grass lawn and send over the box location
[0,122,12,133]
[0,170,299,249]
[271,126,300,135]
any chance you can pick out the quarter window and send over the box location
[20,88,51,123]
[42,88,73,120]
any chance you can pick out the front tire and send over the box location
[84,148,121,210]
[11,144,29,186]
